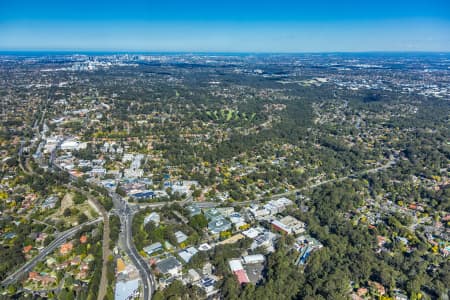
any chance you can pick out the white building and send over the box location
[242,254,265,265]
[124,168,144,178]
[61,139,86,151]
[264,197,293,215]
[174,231,188,244]
[178,247,198,263]
[144,212,160,226]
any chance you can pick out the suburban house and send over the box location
[156,256,182,278]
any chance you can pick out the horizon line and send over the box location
[1,49,450,55]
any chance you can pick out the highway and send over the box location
[110,192,155,300]
[1,218,102,286]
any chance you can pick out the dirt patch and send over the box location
[59,193,74,215]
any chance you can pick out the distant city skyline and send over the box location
[1,0,449,52]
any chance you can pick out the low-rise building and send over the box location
[243,228,261,239]
[264,197,293,215]
[156,256,182,278]
[131,190,155,200]
[204,208,223,222]
[61,139,85,151]
[271,215,305,235]
[89,168,106,177]
[186,205,201,217]
[294,235,323,265]
[216,207,235,217]
[278,216,306,235]
[178,247,198,263]
[200,277,216,294]
[248,206,270,220]
[187,269,201,283]
[60,242,73,255]
[143,242,163,256]
[251,231,278,252]
[144,212,160,226]
[42,196,58,209]
[229,212,245,224]
[242,254,265,264]
[208,218,232,234]
[174,231,188,244]
[229,259,250,285]
[198,243,212,251]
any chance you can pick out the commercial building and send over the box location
[130,190,155,200]
[115,278,139,300]
[264,197,293,215]
[279,216,306,235]
[61,139,86,151]
[89,168,106,177]
[271,215,305,235]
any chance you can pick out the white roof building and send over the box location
[122,153,134,162]
[178,247,198,263]
[229,259,244,272]
[242,254,265,264]
[114,279,139,300]
[144,212,160,226]
[242,228,260,239]
[174,231,188,244]
[264,197,294,215]
[198,243,212,251]
[187,269,201,283]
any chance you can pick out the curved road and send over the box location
[1,218,102,286]
[111,192,155,300]
[122,212,155,300]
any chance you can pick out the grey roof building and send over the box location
[186,205,201,217]
[208,218,232,234]
[143,242,163,255]
[204,208,223,222]
[156,256,182,277]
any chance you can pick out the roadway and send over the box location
[110,192,155,300]
[44,151,397,300]
[132,155,398,210]
[1,218,102,286]
[68,184,111,300]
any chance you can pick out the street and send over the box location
[111,192,155,300]
[1,218,102,286]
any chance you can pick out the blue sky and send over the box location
[0,0,449,52]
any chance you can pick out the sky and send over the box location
[0,0,449,52]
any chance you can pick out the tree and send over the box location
[63,208,71,217]
[189,214,208,233]
[192,189,202,199]
[78,213,88,224]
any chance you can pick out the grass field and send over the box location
[205,109,256,122]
